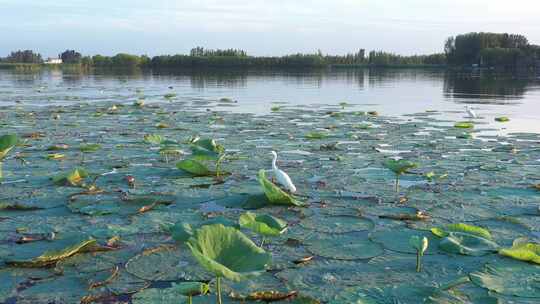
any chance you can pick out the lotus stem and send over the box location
[188,295,192,304]
[416,251,422,272]
[260,237,265,247]
[0,161,3,180]
[216,155,225,178]
[395,175,400,193]
[216,276,222,304]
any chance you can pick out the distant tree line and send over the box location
[2,33,539,71]
[445,32,540,70]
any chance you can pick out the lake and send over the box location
[1,68,539,134]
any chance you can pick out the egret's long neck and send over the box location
[272,154,278,170]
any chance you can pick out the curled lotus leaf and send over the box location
[239,212,288,236]
[52,167,89,186]
[190,138,225,160]
[176,159,216,177]
[186,224,271,282]
[383,159,418,175]
[164,216,239,243]
[438,232,499,256]
[431,223,492,240]
[257,170,303,207]
[0,134,18,160]
[499,240,540,264]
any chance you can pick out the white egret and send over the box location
[465,105,477,118]
[270,151,297,193]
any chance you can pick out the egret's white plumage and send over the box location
[465,105,477,118]
[270,151,297,193]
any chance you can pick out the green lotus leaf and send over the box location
[431,223,492,239]
[0,134,18,160]
[174,282,210,297]
[305,232,384,260]
[383,159,418,175]
[438,232,499,256]
[177,159,216,177]
[143,134,165,145]
[369,229,440,255]
[454,122,474,129]
[164,217,239,243]
[239,212,288,237]
[470,261,540,298]
[190,138,224,160]
[300,215,374,234]
[495,117,510,122]
[125,246,184,281]
[52,167,90,186]
[499,241,540,264]
[5,237,97,267]
[257,170,303,207]
[186,224,271,282]
[409,235,429,255]
[132,287,187,304]
[79,143,102,153]
[305,131,329,139]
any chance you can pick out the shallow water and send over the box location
[0,69,539,303]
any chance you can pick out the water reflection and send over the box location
[443,73,530,103]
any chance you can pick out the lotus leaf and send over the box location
[383,159,418,175]
[177,159,216,177]
[52,167,89,186]
[132,287,188,304]
[370,229,440,255]
[300,215,374,233]
[186,224,271,282]
[257,170,303,206]
[125,245,185,281]
[79,143,102,152]
[305,131,329,139]
[190,138,224,160]
[305,232,384,260]
[499,241,540,264]
[454,122,474,129]
[143,134,165,144]
[239,212,288,236]
[165,217,239,243]
[0,134,17,160]
[438,232,499,256]
[470,261,540,298]
[431,223,492,240]
[495,117,510,122]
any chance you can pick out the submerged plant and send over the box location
[383,159,418,193]
[0,134,18,179]
[409,235,428,272]
[239,212,288,246]
[186,224,271,304]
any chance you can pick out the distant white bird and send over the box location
[270,151,297,193]
[465,105,477,118]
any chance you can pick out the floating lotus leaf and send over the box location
[79,143,102,152]
[305,131,329,139]
[177,159,216,177]
[186,224,271,282]
[0,134,18,160]
[499,240,540,264]
[383,159,418,175]
[495,117,510,122]
[438,232,499,256]
[470,261,540,298]
[431,223,492,240]
[5,236,98,267]
[369,229,440,255]
[17,274,90,304]
[305,232,383,260]
[52,167,89,186]
[125,245,185,281]
[454,122,474,129]
[143,134,165,144]
[239,212,288,236]
[106,270,150,295]
[300,215,374,234]
[257,170,303,207]
[132,287,188,304]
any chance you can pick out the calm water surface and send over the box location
[0,68,539,134]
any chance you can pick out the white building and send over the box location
[45,58,63,64]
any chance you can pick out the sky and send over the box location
[1,0,539,58]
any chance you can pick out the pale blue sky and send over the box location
[1,0,539,57]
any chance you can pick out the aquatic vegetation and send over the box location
[239,212,287,246]
[470,261,540,298]
[409,236,428,272]
[454,121,474,129]
[271,106,281,112]
[45,153,65,160]
[499,239,540,264]
[133,99,145,107]
[431,223,492,240]
[305,131,329,139]
[175,282,210,304]
[79,143,102,153]
[52,167,90,186]
[257,170,303,206]
[0,134,18,179]
[186,224,271,304]
[495,116,510,122]
[431,223,498,256]
[383,159,418,193]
